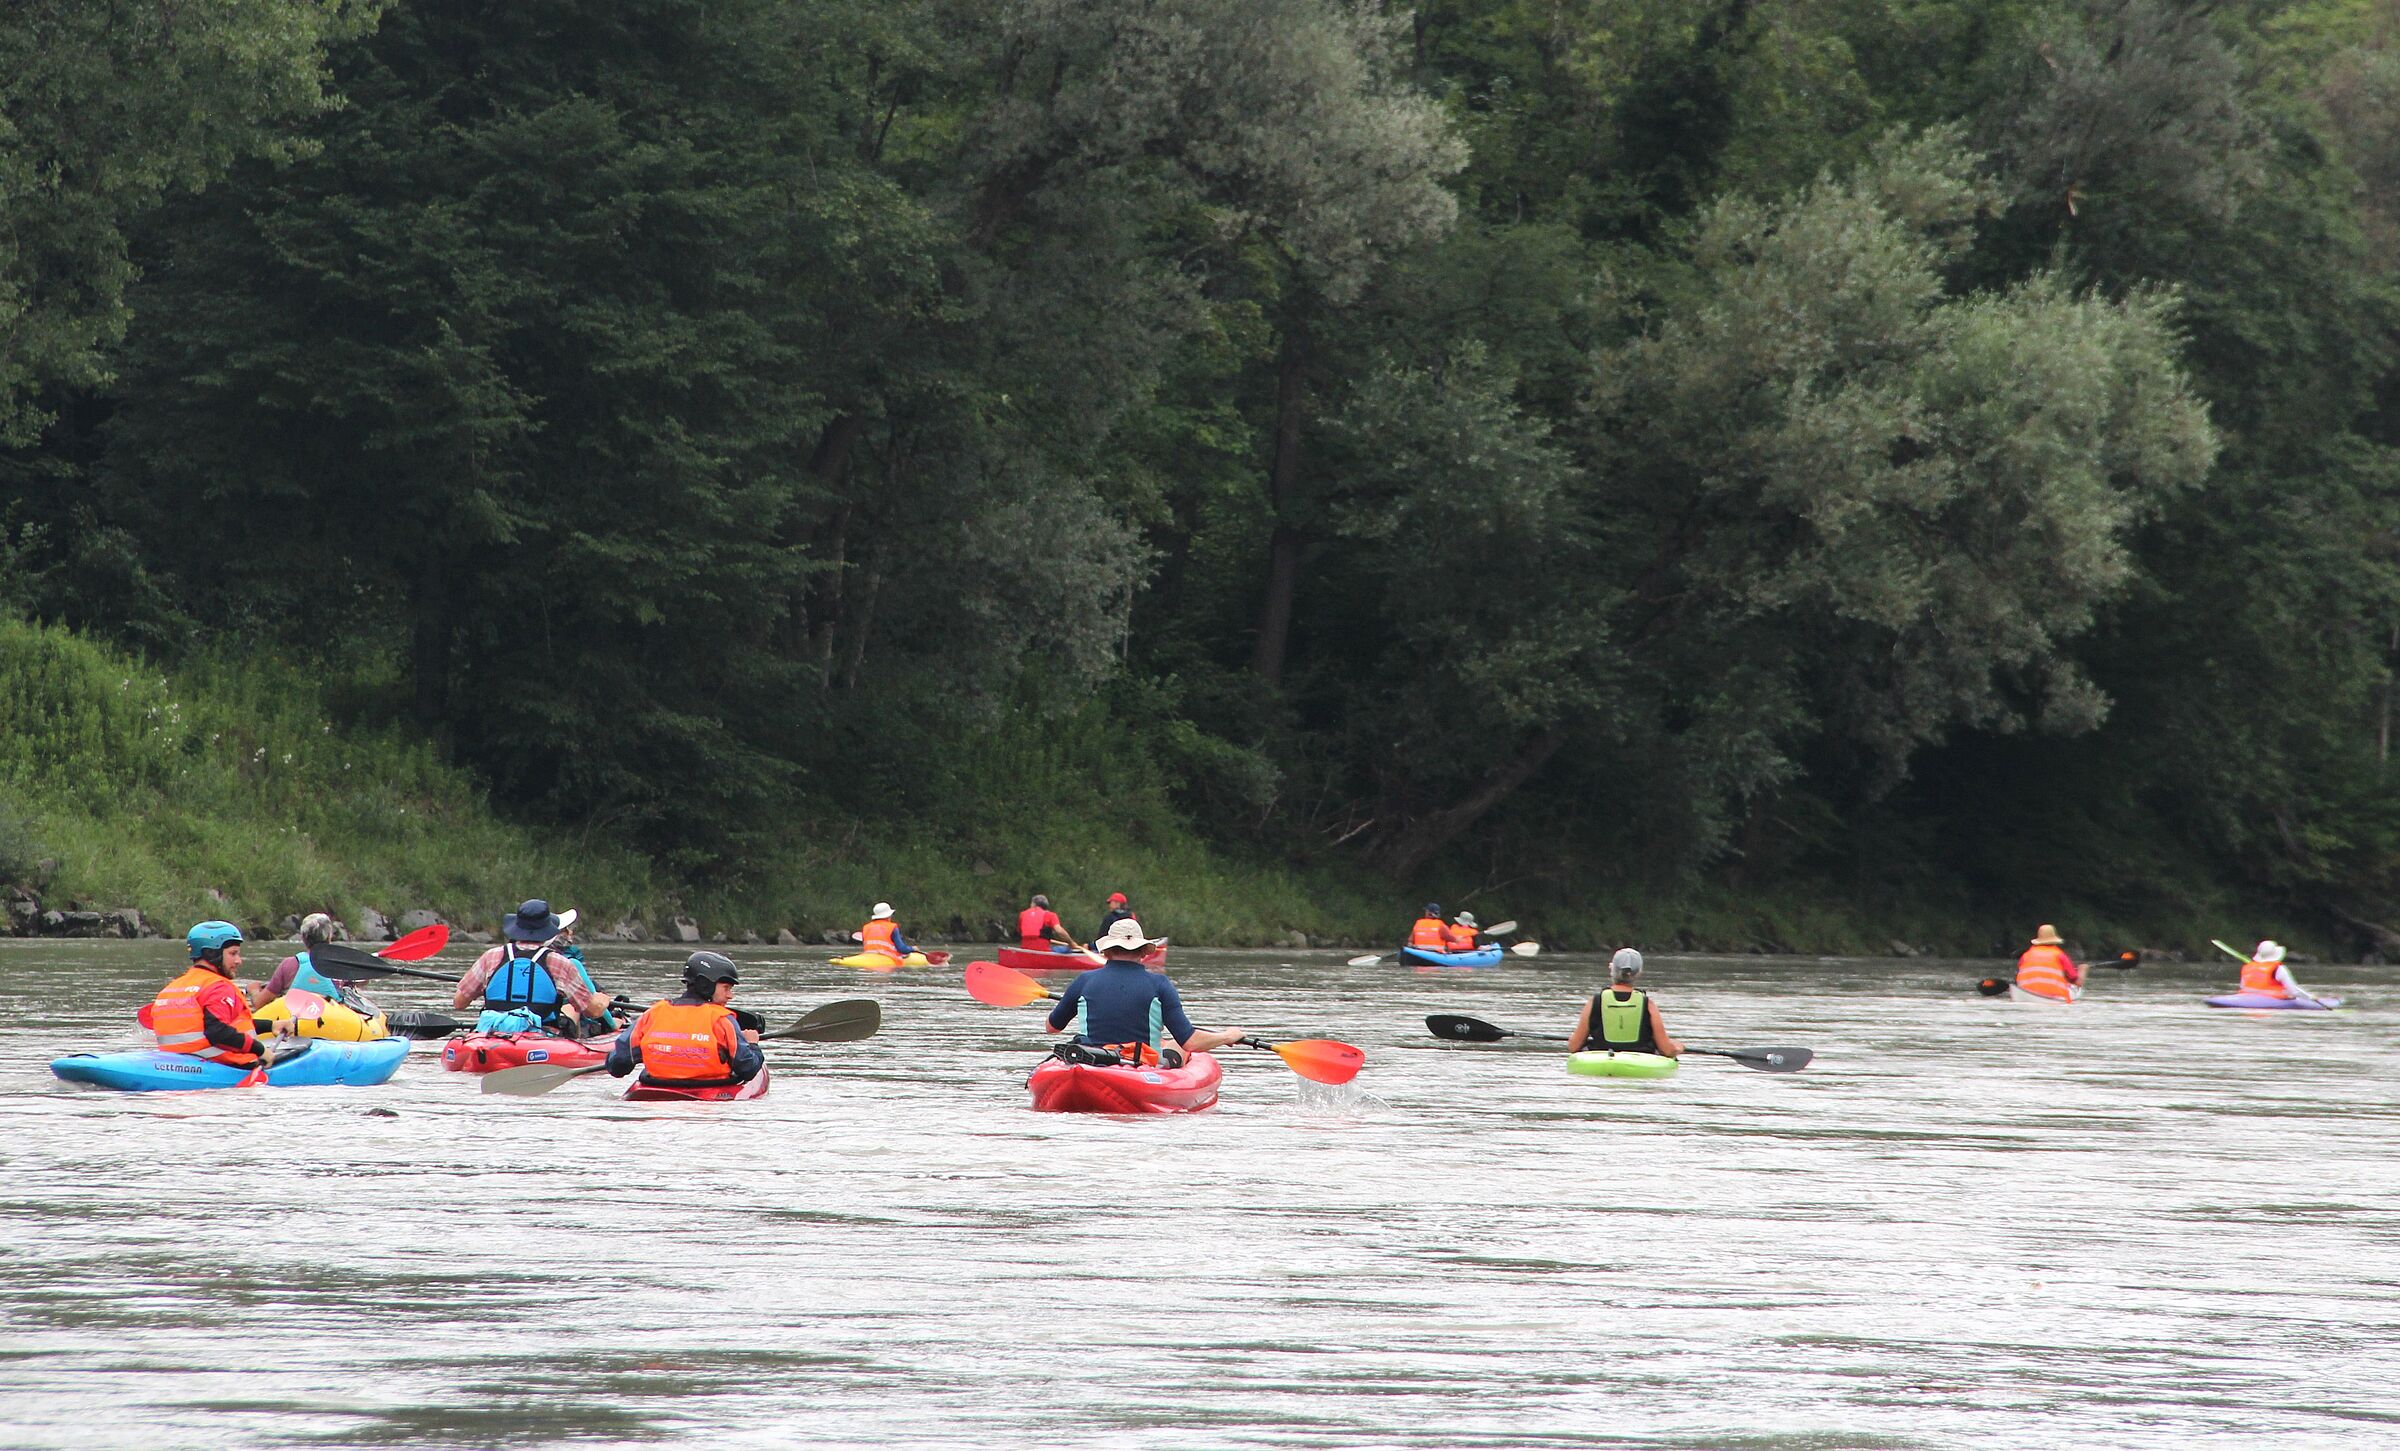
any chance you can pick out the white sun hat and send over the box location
[871,902,894,920]
[1095,918,1165,953]
[2253,939,2285,963]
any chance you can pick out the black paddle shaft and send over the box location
[1425,1014,1571,1044]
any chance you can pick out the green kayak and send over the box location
[1567,1051,1679,1079]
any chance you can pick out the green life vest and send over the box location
[1596,988,1652,1050]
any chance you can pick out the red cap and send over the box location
[1107,892,1127,905]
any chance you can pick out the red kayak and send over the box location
[997,943,1166,973]
[621,1065,771,1102]
[1027,1052,1220,1113]
[441,1032,606,1074]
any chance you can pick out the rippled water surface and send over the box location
[2,941,2395,1449]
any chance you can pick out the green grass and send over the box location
[0,612,2341,958]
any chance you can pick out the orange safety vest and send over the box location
[859,920,902,959]
[1444,923,1479,952]
[631,1000,738,1081]
[2239,960,2291,997]
[2014,945,2076,1001]
[147,966,259,1064]
[1408,917,1449,950]
[1018,907,1059,950]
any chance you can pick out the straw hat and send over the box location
[2030,924,2064,945]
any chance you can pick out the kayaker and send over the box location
[139,921,294,1066]
[1018,894,1078,954]
[1408,903,1449,953]
[258,913,353,1004]
[452,899,613,1036]
[1095,892,1134,938]
[1443,911,1483,953]
[855,902,922,963]
[1046,918,1246,1066]
[606,951,764,1089]
[1566,948,1682,1058]
[2237,940,2314,1001]
[2014,924,2083,1003]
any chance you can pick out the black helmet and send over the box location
[682,950,740,994]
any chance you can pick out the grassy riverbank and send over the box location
[0,615,2330,959]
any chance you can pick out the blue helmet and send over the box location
[186,920,244,958]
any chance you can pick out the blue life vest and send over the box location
[485,947,565,1017]
[288,951,341,998]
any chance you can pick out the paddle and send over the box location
[966,963,1363,1082]
[1424,1013,1807,1072]
[306,940,456,984]
[1425,1013,1569,1043]
[378,923,451,961]
[479,998,884,1095]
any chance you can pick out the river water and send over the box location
[0,942,2393,1449]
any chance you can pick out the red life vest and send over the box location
[1408,917,1448,950]
[859,920,902,959]
[2239,960,2291,997]
[147,966,259,1065]
[1443,923,1479,952]
[1019,906,1061,950]
[2015,945,2076,1001]
[631,999,738,1081]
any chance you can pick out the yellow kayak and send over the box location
[253,994,390,1041]
[831,951,945,971]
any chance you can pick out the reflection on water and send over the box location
[1,941,2394,1448]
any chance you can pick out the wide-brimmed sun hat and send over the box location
[871,902,894,920]
[1456,911,1478,928]
[2253,940,2285,963]
[2030,924,2064,945]
[1095,918,1166,953]
[504,899,563,942]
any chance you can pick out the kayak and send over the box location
[2010,984,2079,1004]
[832,951,947,970]
[621,1065,771,1102]
[2204,992,2344,1010]
[997,944,1165,972]
[1399,944,1505,969]
[51,1038,410,1092]
[253,995,388,1042]
[1566,1051,1679,1079]
[441,1032,607,1073]
[1027,1051,1222,1113]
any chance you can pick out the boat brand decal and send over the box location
[1141,1074,1163,1084]
[528,1049,550,1062]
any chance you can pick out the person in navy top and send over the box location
[1046,918,1246,1066]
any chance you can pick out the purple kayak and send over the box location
[2203,992,2344,1011]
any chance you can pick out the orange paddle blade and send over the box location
[1254,1037,1365,1085]
[379,923,450,961]
[963,961,1052,1007]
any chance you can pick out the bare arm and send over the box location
[1649,998,1682,1057]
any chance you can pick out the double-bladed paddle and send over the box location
[306,940,456,984]
[1423,1013,1812,1073]
[477,997,883,1096]
[962,961,1365,1085]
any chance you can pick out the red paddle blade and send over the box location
[926,950,952,967]
[1264,1038,1365,1084]
[379,924,450,961]
[963,961,1051,1007]
[282,989,328,1019]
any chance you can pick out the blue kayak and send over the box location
[1399,944,1505,969]
[51,1038,410,1092]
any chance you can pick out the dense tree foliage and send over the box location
[8,0,2400,940]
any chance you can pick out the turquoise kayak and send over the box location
[1567,1051,1679,1079]
[1399,944,1505,968]
[51,1038,409,1092]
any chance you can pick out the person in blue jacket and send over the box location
[1045,918,1246,1067]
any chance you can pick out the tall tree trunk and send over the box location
[1250,316,1311,684]
[1374,726,1571,878]
[798,415,866,686]
[410,548,450,730]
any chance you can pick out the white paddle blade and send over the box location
[1347,954,1386,967]
[1510,941,1542,957]
[1484,920,1519,936]
[558,908,578,932]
